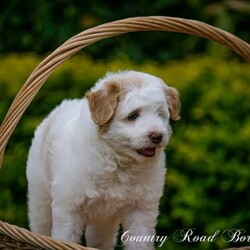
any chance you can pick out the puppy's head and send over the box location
[86,71,180,161]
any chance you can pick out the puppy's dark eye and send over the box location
[158,110,165,117]
[127,110,140,121]
[158,111,163,117]
[158,109,167,118]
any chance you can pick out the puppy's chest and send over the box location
[82,175,147,220]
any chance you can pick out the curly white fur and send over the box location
[26,70,180,250]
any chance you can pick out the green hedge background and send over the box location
[0,53,249,250]
[1,1,250,62]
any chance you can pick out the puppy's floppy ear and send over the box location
[86,81,121,126]
[164,86,181,121]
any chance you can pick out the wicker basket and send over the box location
[0,16,249,250]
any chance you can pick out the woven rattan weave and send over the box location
[0,16,249,250]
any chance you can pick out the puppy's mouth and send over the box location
[136,147,156,157]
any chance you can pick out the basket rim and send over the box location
[0,220,94,250]
[0,15,250,249]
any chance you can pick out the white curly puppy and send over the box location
[26,70,180,250]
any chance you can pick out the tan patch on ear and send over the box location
[165,86,181,121]
[86,81,121,126]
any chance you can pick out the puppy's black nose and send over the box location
[149,132,163,144]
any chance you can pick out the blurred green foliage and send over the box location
[0,1,250,62]
[0,53,249,249]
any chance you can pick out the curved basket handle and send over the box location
[0,16,250,167]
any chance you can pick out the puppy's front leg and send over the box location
[85,217,119,250]
[51,203,84,243]
[121,202,159,250]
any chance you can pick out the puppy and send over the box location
[26,70,180,250]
